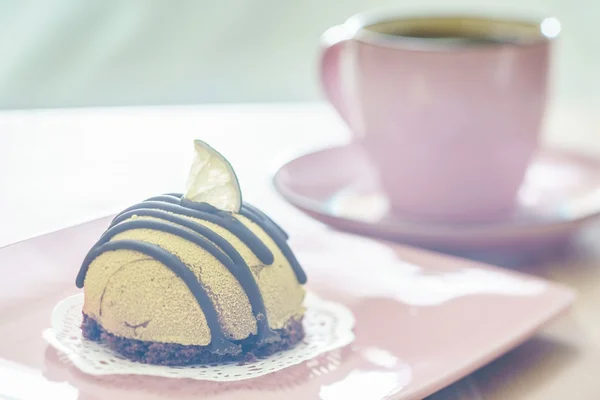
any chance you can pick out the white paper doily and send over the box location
[43,293,355,381]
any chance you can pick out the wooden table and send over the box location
[1,103,599,399]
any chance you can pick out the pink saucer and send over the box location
[0,216,574,399]
[274,144,600,250]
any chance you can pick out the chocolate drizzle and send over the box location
[76,194,306,352]
[80,239,240,355]
[110,201,274,264]
[242,203,289,239]
[77,215,279,344]
[143,195,181,204]
[240,205,306,284]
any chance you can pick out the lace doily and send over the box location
[43,293,355,381]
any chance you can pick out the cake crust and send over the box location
[81,313,304,366]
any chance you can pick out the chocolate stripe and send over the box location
[143,195,181,204]
[240,205,307,284]
[242,203,289,239]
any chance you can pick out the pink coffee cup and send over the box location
[320,12,559,223]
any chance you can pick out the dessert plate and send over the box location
[0,215,574,400]
[274,143,600,251]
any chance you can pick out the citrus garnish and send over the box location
[183,140,242,213]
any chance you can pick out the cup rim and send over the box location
[344,10,560,51]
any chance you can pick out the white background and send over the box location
[0,1,595,108]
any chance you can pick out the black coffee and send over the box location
[388,30,518,45]
[366,18,528,46]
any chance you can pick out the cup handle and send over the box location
[320,25,352,125]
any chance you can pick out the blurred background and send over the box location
[0,0,594,109]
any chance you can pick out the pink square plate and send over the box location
[0,216,574,400]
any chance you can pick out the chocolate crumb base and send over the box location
[81,313,305,366]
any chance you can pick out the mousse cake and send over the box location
[75,140,307,365]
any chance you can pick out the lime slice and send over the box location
[183,140,242,213]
